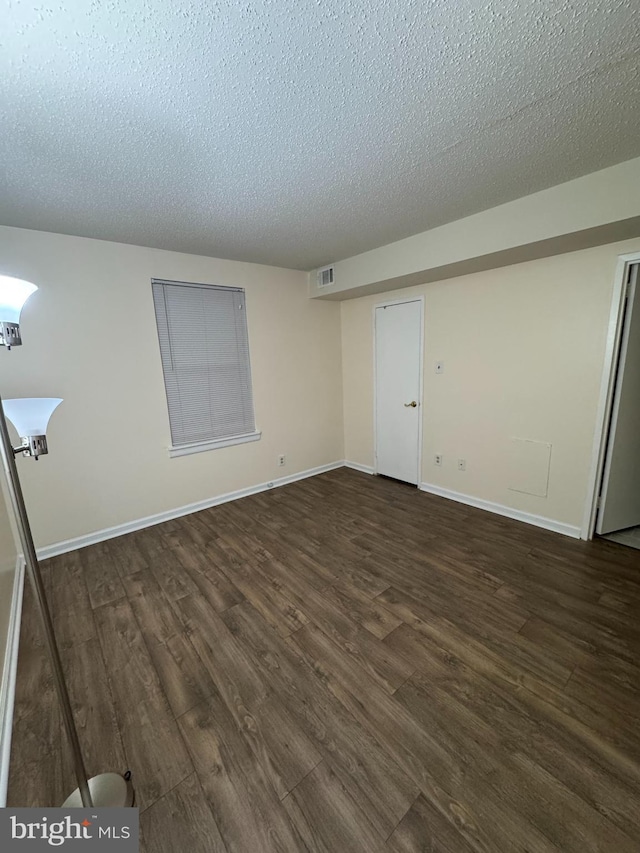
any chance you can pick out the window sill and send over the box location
[169,430,262,458]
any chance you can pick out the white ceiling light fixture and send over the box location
[0,274,134,809]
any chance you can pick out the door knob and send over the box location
[404,401,418,407]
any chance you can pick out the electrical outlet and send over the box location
[434,454,443,467]
[278,454,286,467]
[457,458,466,471]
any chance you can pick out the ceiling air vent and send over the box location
[317,265,335,288]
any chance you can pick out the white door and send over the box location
[375,300,423,484]
[597,264,640,534]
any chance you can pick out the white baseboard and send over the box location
[419,482,581,539]
[0,556,25,807]
[344,461,375,475]
[37,461,345,560]
[37,461,578,560]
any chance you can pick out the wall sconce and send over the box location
[0,278,133,809]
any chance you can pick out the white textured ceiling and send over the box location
[1,1,639,271]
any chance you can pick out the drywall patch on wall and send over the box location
[508,438,551,497]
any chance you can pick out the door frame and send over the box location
[372,295,425,483]
[582,249,640,539]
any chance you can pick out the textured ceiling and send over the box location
[1,1,639,271]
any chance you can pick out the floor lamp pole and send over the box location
[0,393,94,807]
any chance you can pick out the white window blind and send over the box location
[152,279,257,453]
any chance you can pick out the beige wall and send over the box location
[0,226,344,550]
[1,223,637,546]
[342,238,640,529]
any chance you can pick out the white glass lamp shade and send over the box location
[2,398,63,437]
[0,276,38,324]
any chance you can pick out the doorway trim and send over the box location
[582,250,640,539]
[372,295,425,483]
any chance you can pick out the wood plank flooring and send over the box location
[8,468,640,851]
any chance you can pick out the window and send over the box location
[152,279,260,458]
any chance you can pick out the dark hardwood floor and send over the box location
[8,468,640,851]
